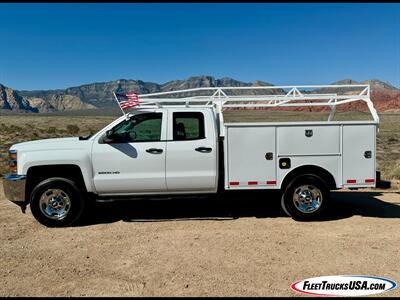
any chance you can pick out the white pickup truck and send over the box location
[3,85,386,227]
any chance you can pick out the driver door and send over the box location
[91,111,167,194]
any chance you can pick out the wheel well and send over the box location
[281,165,337,190]
[25,165,86,201]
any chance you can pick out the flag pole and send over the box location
[112,91,128,119]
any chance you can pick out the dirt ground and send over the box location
[0,182,399,297]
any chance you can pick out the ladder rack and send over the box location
[128,84,379,124]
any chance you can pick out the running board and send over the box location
[95,194,215,203]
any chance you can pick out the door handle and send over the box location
[195,147,212,153]
[146,148,163,154]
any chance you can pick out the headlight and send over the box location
[9,150,17,174]
[9,152,17,160]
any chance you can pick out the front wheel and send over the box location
[30,177,86,227]
[281,175,329,221]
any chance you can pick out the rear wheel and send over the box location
[30,177,85,227]
[281,175,329,221]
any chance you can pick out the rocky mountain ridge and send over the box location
[1,84,95,113]
[0,84,38,112]
[2,76,399,113]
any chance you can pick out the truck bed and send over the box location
[223,120,377,190]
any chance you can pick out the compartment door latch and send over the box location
[364,150,372,159]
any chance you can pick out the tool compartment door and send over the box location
[342,124,376,186]
[226,126,276,188]
[277,125,340,155]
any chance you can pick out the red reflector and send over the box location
[230,182,240,186]
[365,179,375,183]
[347,179,356,184]
[266,180,276,185]
[248,181,258,185]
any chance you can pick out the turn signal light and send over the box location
[9,150,17,174]
[10,164,17,174]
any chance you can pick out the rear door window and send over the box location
[173,112,205,141]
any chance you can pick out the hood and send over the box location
[10,137,86,152]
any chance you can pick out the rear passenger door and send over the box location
[166,110,217,192]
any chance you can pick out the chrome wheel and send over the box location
[39,189,71,220]
[293,185,323,214]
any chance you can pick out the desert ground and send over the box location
[0,182,399,296]
[0,111,399,296]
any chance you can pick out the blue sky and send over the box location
[0,3,399,90]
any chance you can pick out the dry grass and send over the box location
[0,115,115,175]
[0,112,399,181]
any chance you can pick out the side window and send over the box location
[173,112,205,141]
[110,113,162,143]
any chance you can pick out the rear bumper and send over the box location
[2,174,26,205]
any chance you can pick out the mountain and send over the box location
[1,84,95,113]
[1,76,399,113]
[19,79,161,109]
[323,79,399,112]
[38,93,96,111]
[18,76,282,109]
[295,79,400,113]
[361,79,398,91]
[0,84,38,113]
[314,79,399,94]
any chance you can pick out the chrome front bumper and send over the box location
[2,174,26,204]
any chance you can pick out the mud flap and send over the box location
[14,202,27,214]
[376,171,391,189]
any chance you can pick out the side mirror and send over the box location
[99,130,114,144]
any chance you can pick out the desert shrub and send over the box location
[47,127,56,134]
[87,127,95,135]
[66,124,80,135]
[13,125,23,133]
[390,164,400,180]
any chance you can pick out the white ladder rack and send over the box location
[124,84,378,125]
[135,84,378,122]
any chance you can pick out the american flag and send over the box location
[114,92,140,110]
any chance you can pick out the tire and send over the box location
[280,193,291,217]
[281,174,329,221]
[29,177,86,227]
